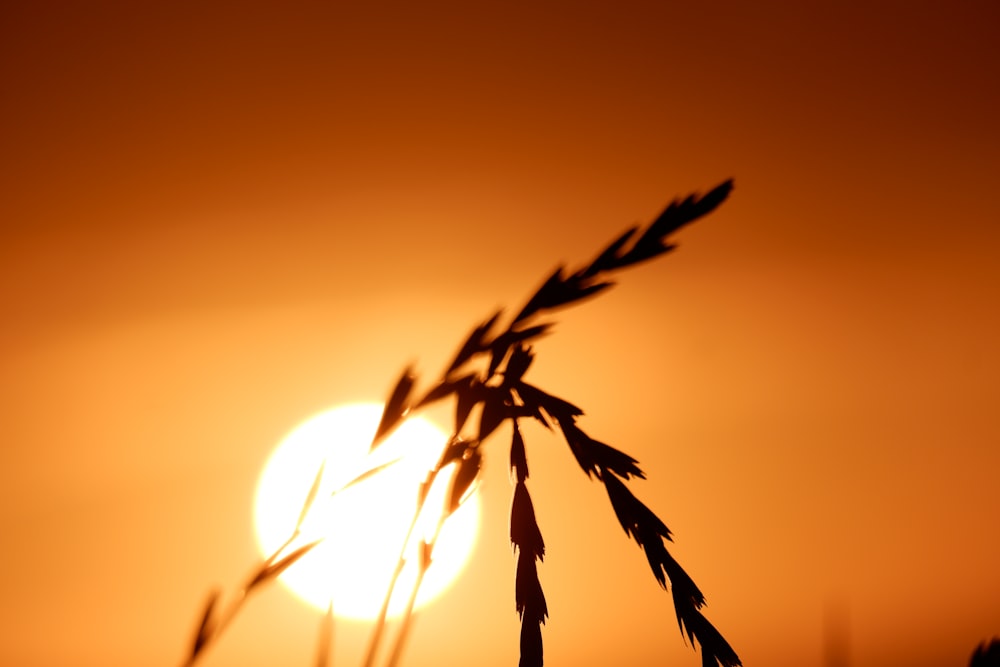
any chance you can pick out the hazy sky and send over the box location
[1,2,998,667]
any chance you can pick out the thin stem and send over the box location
[264,530,300,567]
[383,509,449,667]
[360,471,438,667]
[180,589,247,667]
[315,599,335,667]
[181,529,313,667]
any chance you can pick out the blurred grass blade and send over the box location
[415,372,475,408]
[189,589,220,659]
[477,387,508,443]
[372,367,415,450]
[510,482,545,559]
[247,540,321,591]
[509,421,528,482]
[334,458,402,495]
[437,437,470,466]
[314,600,334,667]
[447,448,482,514]
[580,225,638,278]
[446,309,502,374]
[453,376,482,435]
[296,458,327,533]
[512,266,564,324]
[648,179,733,239]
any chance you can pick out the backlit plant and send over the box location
[182,180,741,667]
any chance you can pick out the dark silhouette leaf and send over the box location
[415,372,475,408]
[510,482,545,560]
[509,420,528,482]
[621,233,674,266]
[512,266,565,324]
[601,474,738,666]
[453,375,483,435]
[514,549,548,622]
[436,437,472,469]
[611,180,733,271]
[488,324,551,377]
[372,367,415,450]
[603,472,671,542]
[502,344,536,387]
[552,276,614,314]
[500,324,552,350]
[447,447,482,514]
[446,309,502,374]
[517,564,547,625]
[648,179,733,240]
[580,225,639,278]
[642,533,672,590]
[513,265,616,324]
[478,386,510,443]
[487,346,511,379]
[674,603,741,667]
[560,420,644,480]
[512,395,551,429]
[511,181,732,328]
[640,526,704,604]
[515,382,583,423]
[189,589,220,658]
[970,638,1000,667]
[591,439,644,480]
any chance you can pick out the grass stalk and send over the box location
[383,484,457,667]
[315,600,335,667]
[180,181,740,667]
[360,472,438,667]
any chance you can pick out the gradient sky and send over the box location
[1,1,998,666]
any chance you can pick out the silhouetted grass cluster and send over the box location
[971,638,1000,667]
[182,180,741,667]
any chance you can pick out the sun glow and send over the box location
[253,403,480,619]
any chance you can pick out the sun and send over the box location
[253,402,481,619]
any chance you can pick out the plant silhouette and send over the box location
[971,638,1000,667]
[182,180,740,667]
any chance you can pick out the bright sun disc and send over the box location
[253,403,480,619]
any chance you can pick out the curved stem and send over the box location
[181,528,311,667]
[315,599,335,667]
[180,586,249,667]
[360,471,438,667]
[383,509,448,667]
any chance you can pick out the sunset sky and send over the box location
[1,1,998,666]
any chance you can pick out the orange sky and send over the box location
[1,1,998,666]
